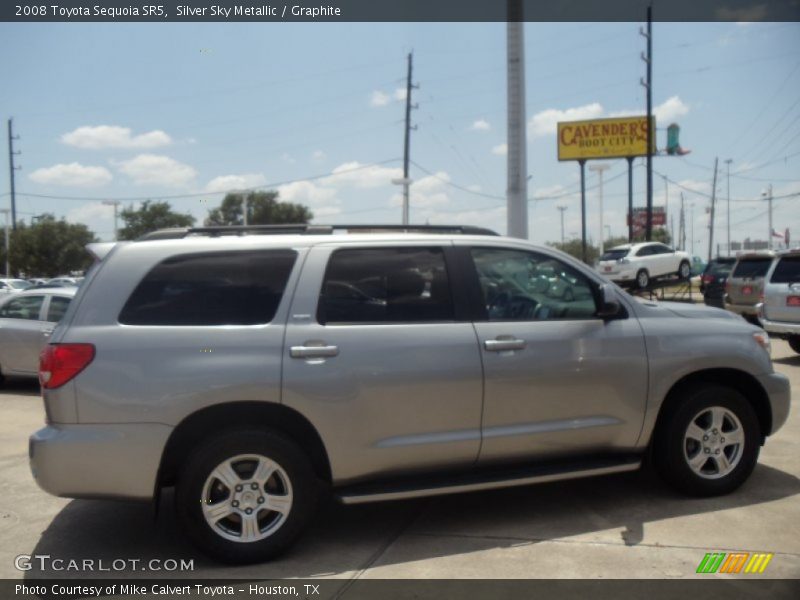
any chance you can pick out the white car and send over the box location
[597,242,692,289]
[0,278,32,294]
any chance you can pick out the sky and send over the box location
[0,20,798,257]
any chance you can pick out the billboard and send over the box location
[628,207,666,238]
[557,116,656,161]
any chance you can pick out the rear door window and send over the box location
[770,256,800,284]
[318,247,454,324]
[46,296,72,322]
[119,250,297,325]
[733,258,773,279]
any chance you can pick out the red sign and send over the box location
[627,207,666,238]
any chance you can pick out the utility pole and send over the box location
[725,158,732,255]
[640,4,653,241]
[766,184,774,250]
[661,174,671,243]
[7,118,21,231]
[0,208,9,278]
[101,200,121,241]
[690,203,695,256]
[588,163,610,255]
[679,192,686,251]
[506,0,528,239]
[557,205,567,244]
[707,157,719,263]
[400,52,418,226]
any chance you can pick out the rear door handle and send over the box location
[42,328,54,338]
[484,338,527,352]
[290,344,339,359]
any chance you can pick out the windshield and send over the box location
[706,260,735,277]
[600,249,629,261]
[733,258,772,279]
[770,256,800,284]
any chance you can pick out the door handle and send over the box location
[484,338,526,352]
[42,328,54,338]
[290,344,339,359]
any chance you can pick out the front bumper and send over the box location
[756,372,791,436]
[29,423,172,500]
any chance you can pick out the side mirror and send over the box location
[596,284,622,319]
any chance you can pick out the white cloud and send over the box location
[394,88,407,101]
[609,96,690,124]
[390,174,451,209]
[277,180,337,205]
[491,143,508,156]
[528,103,604,138]
[61,125,172,149]
[115,154,196,187]
[311,150,326,161]
[370,90,390,107]
[205,173,266,193]
[29,162,112,187]
[323,161,403,188]
[66,202,114,223]
[470,119,491,131]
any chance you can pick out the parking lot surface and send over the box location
[1,341,798,581]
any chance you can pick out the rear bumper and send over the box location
[725,298,759,316]
[29,423,172,500]
[756,372,791,436]
[757,305,800,337]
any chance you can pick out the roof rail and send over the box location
[136,224,499,240]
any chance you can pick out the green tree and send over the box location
[118,200,195,241]
[8,215,97,277]
[205,191,313,226]
[548,238,600,265]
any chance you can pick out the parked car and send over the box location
[757,249,800,353]
[725,252,775,322]
[46,277,80,287]
[0,287,77,381]
[700,257,737,309]
[596,242,692,289]
[691,256,707,277]
[0,278,32,294]
[27,278,49,287]
[30,225,789,564]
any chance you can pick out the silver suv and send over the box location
[757,249,800,354]
[29,225,790,564]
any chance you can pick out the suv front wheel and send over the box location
[653,383,760,497]
[176,428,318,563]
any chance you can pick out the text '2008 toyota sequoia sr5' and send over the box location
[29,225,790,564]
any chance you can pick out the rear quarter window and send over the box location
[732,258,773,279]
[118,249,297,326]
[770,256,800,284]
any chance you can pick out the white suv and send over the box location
[597,242,692,289]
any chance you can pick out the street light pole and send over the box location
[557,205,567,244]
[0,208,9,278]
[725,158,732,255]
[101,200,121,241]
[588,163,610,255]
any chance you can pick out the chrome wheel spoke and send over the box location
[688,451,708,472]
[713,452,731,474]
[723,428,743,447]
[203,500,234,523]
[211,460,241,492]
[710,408,725,432]
[264,492,292,515]
[685,422,705,442]
[253,457,277,487]
[240,513,261,542]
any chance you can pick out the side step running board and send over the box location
[336,456,641,505]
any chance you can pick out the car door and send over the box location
[0,294,47,374]
[282,242,484,484]
[459,243,648,465]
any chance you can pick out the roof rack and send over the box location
[137,224,499,241]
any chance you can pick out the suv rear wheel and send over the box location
[654,383,760,497]
[678,260,691,280]
[636,269,650,289]
[175,428,318,564]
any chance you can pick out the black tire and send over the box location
[678,260,691,280]
[653,383,760,497]
[175,428,319,564]
[636,269,650,289]
[789,336,800,354]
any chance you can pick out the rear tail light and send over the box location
[39,344,95,389]
[701,274,715,284]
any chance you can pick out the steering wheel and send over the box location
[488,292,538,319]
